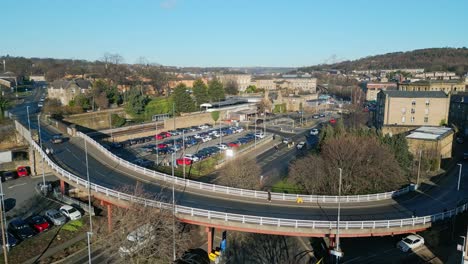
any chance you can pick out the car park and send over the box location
[9,218,36,240]
[60,205,82,220]
[16,166,29,177]
[51,134,63,144]
[44,209,67,226]
[228,141,241,148]
[397,234,424,252]
[29,215,50,233]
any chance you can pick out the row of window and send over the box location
[411,100,430,106]
[401,108,430,114]
[401,116,429,123]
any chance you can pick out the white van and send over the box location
[119,224,156,257]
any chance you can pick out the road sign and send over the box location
[330,249,344,257]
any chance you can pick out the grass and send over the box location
[270,180,303,194]
[157,154,221,179]
[62,219,84,232]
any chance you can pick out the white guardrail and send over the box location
[76,131,412,203]
[32,138,468,230]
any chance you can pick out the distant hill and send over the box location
[300,48,468,75]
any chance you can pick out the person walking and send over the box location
[267,191,271,203]
[45,148,50,155]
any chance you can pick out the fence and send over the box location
[77,131,413,203]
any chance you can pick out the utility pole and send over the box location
[416,150,422,188]
[333,168,343,263]
[84,139,93,263]
[171,152,176,261]
[109,113,113,142]
[37,114,46,193]
[182,129,185,180]
[458,163,463,191]
[0,180,8,264]
[254,113,257,148]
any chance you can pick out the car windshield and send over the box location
[403,238,414,244]
[67,208,78,214]
[32,217,44,224]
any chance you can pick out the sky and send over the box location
[2,0,468,67]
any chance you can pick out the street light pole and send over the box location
[0,180,8,264]
[109,113,113,142]
[254,113,257,148]
[84,139,93,262]
[457,163,463,191]
[182,129,185,180]
[171,152,176,261]
[26,106,31,135]
[336,168,343,262]
[461,235,467,264]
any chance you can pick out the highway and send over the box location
[11,86,468,224]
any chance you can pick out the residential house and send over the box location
[363,82,398,101]
[48,79,92,105]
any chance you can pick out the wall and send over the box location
[163,110,228,130]
[383,97,449,127]
[64,108,126,131]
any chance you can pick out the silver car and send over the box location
[44,209,67,226]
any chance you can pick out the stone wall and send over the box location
[63,108,126,131]
[163,111,228,130]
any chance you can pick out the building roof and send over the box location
[382,90,447,98]
[406,126,452,141]
[400,79,464,85]
[50,79,91,90]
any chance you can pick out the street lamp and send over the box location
[171,152,176,261]
[334,168,343,262]
[37,114,46,194]
[0,180,8,264]
[26,106,31,136]
[457,163,463,191]
[416,150,422,189]
[254,113,257,148]
[84,139,93,262]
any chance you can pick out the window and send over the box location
[401,107,406,113]
[426,100,430,106]
[425,108,429,115]
[411,108,415,114]
[411,116,415,123]
[402,116,406,123]
[424,117,428,123]
[411,100,416,106]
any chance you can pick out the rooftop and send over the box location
[406,126,452,141]
[383,90,447,98]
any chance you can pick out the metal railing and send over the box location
[76,131,412,203]
[30,138,468,231]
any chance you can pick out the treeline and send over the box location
[300,48,468,75]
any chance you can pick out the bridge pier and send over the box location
[206,226,214,254]
[59,180,65,194]
[100,200,113,232]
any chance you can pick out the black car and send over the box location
[9,218,36,240]
[51,134,63,144]
[110,142,123,148]
[1,171,16,182]
[7,232,18,248]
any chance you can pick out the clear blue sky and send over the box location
[2,0,467,67]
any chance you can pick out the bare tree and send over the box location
[94,184,191,263]
[217,157,261,190]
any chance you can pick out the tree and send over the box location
[245,85,257,93]
[111,113,126,127]
[124,89,148,117]
[224,80,239,95]
[144,97,173,118]
[211,111,220,123]
[73,93,91,110]
[380,134,413,175]
[218,157,261,190]
[258,98,272,113]
[207,79,225,102]
[95,184,191,262]
[172,84,195,113]
[0,95,11,119]
[95,92,109,110]
[192,78,209,107]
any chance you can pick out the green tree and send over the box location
[207,79,225,102]
[172,84,195,113]
[245,85,257,93]
[211,111,220,123]
[111,113,126,127]
[380,134,413,174]
[192,78,209,107]
[124,89,148,117]
[74,93,91,110]
[0,95,11,119]
[144,97,173,118]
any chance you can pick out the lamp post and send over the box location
[26,106,31,136]
[171,152,176,261]
[37,114,46,193]
[457,163,463,191]
[461,235,467,264]
[109,113,113,142]
[335,168,343,263]
[254,113,257,148]
[0,180,8,264]
[84,139,93,262]
[155,122,159,166]
[182,129,185,180]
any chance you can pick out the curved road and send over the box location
[12,87,468,223]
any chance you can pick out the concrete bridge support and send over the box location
[59,179,66,194]
[100,200,113,233]
[206,226,214,254]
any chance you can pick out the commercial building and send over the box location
[406,126,454,169]
[374,90,450,135]
[364,82,398,101]
[448,92,468,136]
[252,75,317,93]
[398,80,466,94]
[252,77,275,90]
[48,79,92,106]
[217,74,252,92]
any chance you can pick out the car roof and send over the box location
[405,234,422,240]
[61,205,74,210]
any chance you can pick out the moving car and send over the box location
[397,234,424,252]
[44,209,67,225]
[310,128,319,135]
[60,205,82,221]
[282,137,292,144]
[29,215,50,233]
[51,134,63,144]
[296,141,306,150]
[9,218,36,240]
[16,166,29,177]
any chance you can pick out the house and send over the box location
[363,82,398,101]
[48,79,92,105]
[373,90,450,135]
[398,80,466,95]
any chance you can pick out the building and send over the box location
[398,80,466,94]
[374,90,450,134]
[364,82,398,101]
[276,75,317,93]
[448,92,468,136]
[48,79,92,105]
[217,74,252,92]
[252,77,275,90]
[406,126,454,169]
[414,71,459,80]
[168,75,209,89]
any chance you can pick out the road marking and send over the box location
[8,183,27,189]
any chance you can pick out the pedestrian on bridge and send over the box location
[267,191,271,203]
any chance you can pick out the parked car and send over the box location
[397,234,424,252]
[228,141,241,148]
[329,119,337,124]
[60,205,82,221]
[29,215,50,233]
[44,209,67,226]
[255,132,265,139]
[310,128,319,135]
[282,137,292,144]
[184,154,199,162]
[6,232,18,248]
[9,218,36,240]
[16,166,29,177]
[1,171,16,182]
[296,141,306,150]
[319,113,325,118]
[176,158,192,166]
[215,144,228,150]
[201,136,212,142]
[51,134,63,144]
[119,224,156,257]
[313,115,319,119]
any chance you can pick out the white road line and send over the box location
[8,183,27,189]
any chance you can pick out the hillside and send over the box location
[300,48,468,74]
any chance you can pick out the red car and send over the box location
[227,142,240,148]
[29,215,50,233]
[176,158,192,166]
[329,119,337,124]
[16,166,29,177]
[155,134,164,140]
[157,143,168,149]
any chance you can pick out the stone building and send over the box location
[48,79,92,105]
[364,82,398,101]
[218,74,252,92]
[398,80,466,94]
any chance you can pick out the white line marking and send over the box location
[8,183,27,189]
